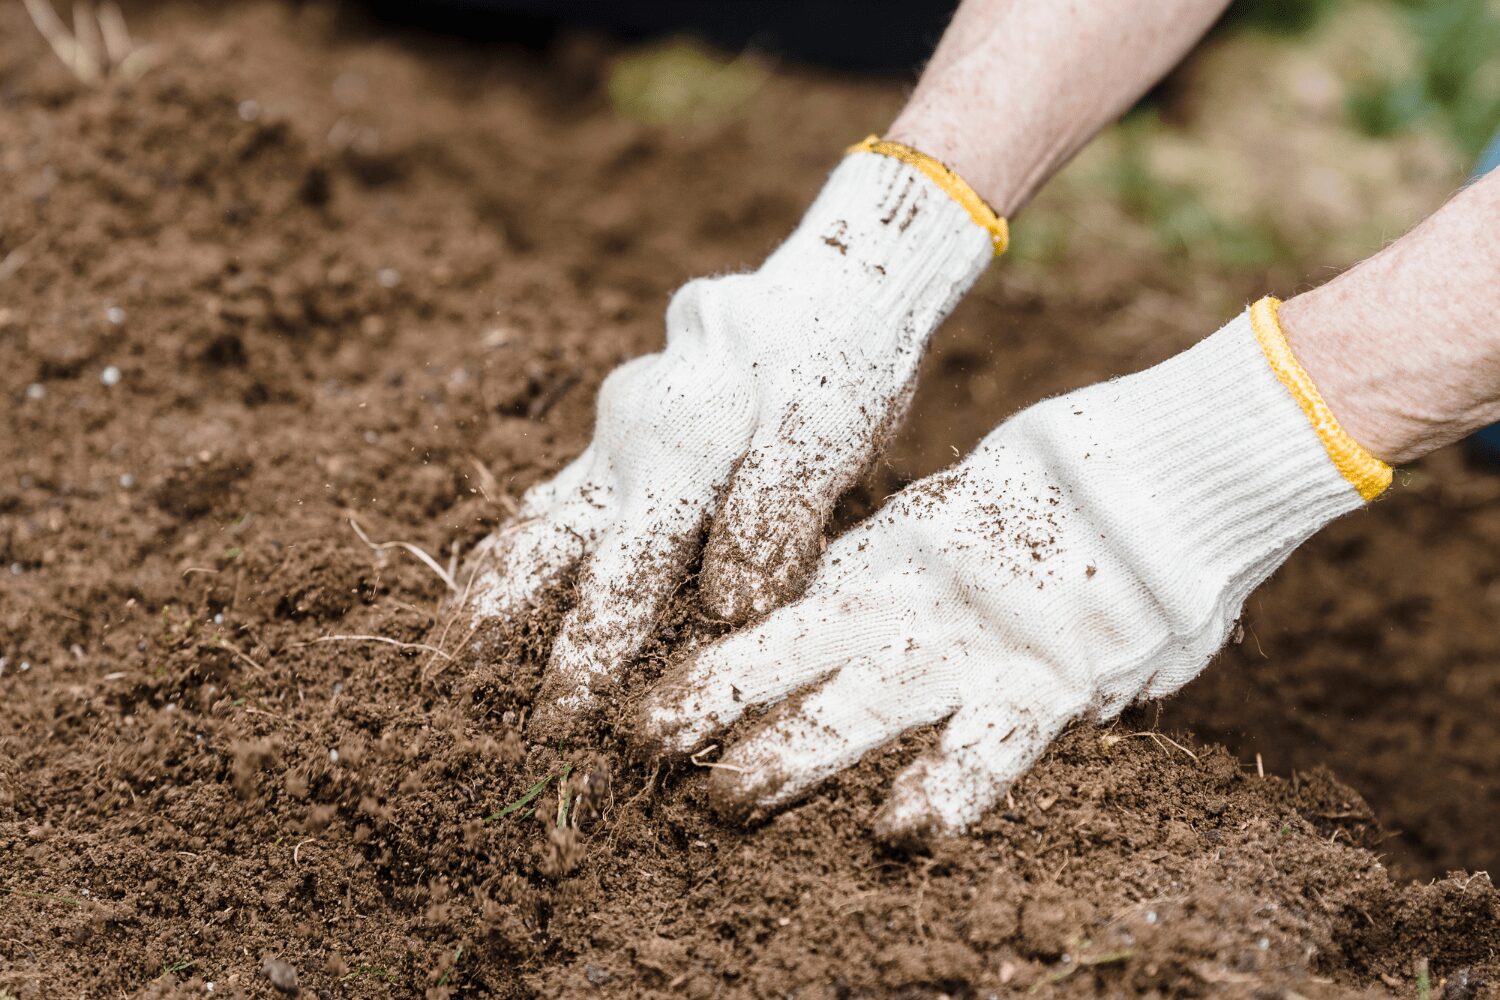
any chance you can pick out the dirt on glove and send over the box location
[3,3,1499,998]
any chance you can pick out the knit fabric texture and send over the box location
[641,307,1371,839]
[464,152,993,711]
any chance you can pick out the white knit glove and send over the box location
[639,299,1391,841]
[465,142,1004,709]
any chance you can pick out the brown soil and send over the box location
[3,3,1498,998]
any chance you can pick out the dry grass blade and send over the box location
[22,0,81,77]
[468,456,515,513]
[689,743,750,773]
[422,622,476,682]
[556,762,575,827]
[97,1,132,64]
[212,637,267,674]
[23,0,155,83]
[348,517,458,593]
[1100,730,1200,763]
[71,1,104,82]
[296,635,453,661]
[422,560,484,680]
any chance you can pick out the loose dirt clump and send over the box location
[3,3,1500,998]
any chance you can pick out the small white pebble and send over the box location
[332,681,344,695]
[363,430,379,444]
[19,661,30,673]
[81,888,89,896]
[1145,910,1159,925]
[104,306,126,325]
[1258,937,1270,950]
[237,100,259,122]
[329,749,340,763]
[206,983,215,993]
[101,366,121,386]
[213,612,224,624]
[119,473,135,489]
[25,383,45,400]
[377,268,400,289]
[9,563,22,575]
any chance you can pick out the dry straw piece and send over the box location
[23,0,156,83]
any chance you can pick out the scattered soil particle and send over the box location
[261,956,300,994]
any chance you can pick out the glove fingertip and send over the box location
[706,756,787,826]
[631,676,718,756]
[872,759,951,849]
[700,505,822,624]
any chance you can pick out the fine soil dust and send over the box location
[2,3,1498,998]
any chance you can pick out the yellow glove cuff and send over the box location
[1250,296,1392,501]
[846,135,1009,256]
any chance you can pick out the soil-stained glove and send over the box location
[639,298,1391,842]
[465,139,1008,710]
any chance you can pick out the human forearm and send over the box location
[887,0,1232,215]
[1280,170,1500,465]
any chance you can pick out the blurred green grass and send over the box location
[1042,0,1497,269]
[605,1,1496,273]
[1234,0,1500,158]
[607,38,767,125]
[1347,0,1500,157]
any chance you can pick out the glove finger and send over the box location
[873,673,1080,847]
[708,651,958,823]
[636,589,885,753]
[536,498,709,717]
[462,449,610,623]
[699,412,885,624]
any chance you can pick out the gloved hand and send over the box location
[638,299,1391,842]
[464,139,1006,710]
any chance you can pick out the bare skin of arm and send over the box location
[888,0,1234,216]
[891,0,1500,465]
[1281,170,1500,464]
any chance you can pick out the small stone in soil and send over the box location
[261,957,300,995]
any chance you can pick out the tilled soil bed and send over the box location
[3,3,1500,998]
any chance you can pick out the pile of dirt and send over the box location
[3,3,1499,997]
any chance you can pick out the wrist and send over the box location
[1094,303,1380,570]
[1277,292,1412,465]
[884,115,1036,220]
[1276,173,1500,466]
[758,145,995,329]
[1000,300,1390,597]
